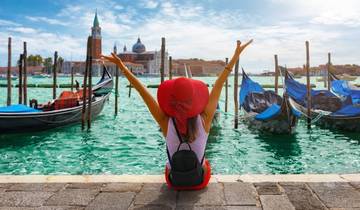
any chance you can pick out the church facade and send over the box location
[117,38,168,75]
[62,12,168,76]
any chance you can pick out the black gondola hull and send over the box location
[288,98,360,132]
[243,98,298,134]
[0,94,110,134]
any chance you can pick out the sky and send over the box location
[0,0,359,73]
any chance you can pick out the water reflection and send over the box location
[255,132,303,174]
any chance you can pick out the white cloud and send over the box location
[26,16,69,26]
[1,0,360,72]
[0,19,21,27]
[8,27,39,34]
[141,0,159,9]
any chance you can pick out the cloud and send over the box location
[26,16,69,26]
[0,19,21,27]
[7,27,39,34]
[140,0,159,9]
[1,0,360,72]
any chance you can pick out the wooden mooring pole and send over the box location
[7,37,12,106]
[225,57,229,112]
[53,51,58,99]
[234,57,240,129]
[23,42,27,105]
[81,37,91,130]
[160,37,165,83]
[169,56,172,80]
[71,66,74,91]
[274,54,279,94]
[18,54,23,104]
[87,44,93,130]
[305,41,311,129]
[114,44,119,116]
[327,53,331,91]
[128,68,132,98]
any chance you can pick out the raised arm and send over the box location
[102,53,168,136]
[202,40,253,132]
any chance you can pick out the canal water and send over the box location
[0,76,359,175]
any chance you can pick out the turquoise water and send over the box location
[0,76,359,175]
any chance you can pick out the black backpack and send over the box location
[166,119,204,187]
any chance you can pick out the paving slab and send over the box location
[350,182,360,190]
[8,183,66,192]
[308,182,360,208]
[341,174,360,182]
[134,183,176,208]
[131,205,173,210]
[176,206,227,210]
[0,191,53,207]
[226,206,262,210]
[0,208,84,210]
[101,183,143,192]
[0,183,13,189]
[85,192,135,210]
[240,174,345,183]
[39,207,85,210]
[280,183,326,210]
[260,195,295,210]
[223,182,258,205]
[254,182,282,195]
[66,183,106,190]
[177,183,225,207]
[45,189,99,206]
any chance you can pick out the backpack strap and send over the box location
[166,146,173,168]
[172,118,192,151]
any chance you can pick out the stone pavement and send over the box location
[0,179,359,210]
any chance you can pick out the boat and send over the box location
[0,75,18,80]
[317,73,356,82]
[32,74,51,78]
[285,70,360,131]
[329,71,360,103]
[0,66,113,134]
[239,69,299,134]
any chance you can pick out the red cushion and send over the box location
[54,98,78,110]
[165,159,211,191]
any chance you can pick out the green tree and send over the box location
[43,57,53,74]
[27,54,43,66]
[57,56,64,73]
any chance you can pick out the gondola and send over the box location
[0,66,113,134]
[285,70,360,131]
[240,69,299,134]
[329,71,360,104]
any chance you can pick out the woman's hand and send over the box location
[101,53,127,70]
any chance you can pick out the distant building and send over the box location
[0,66,43,75]
[172,59,225,76]
[62,13,168,76]
[62,12,103,76]
[117,38,168,75]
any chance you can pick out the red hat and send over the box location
[157,77,209,135]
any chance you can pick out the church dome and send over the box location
[132,38,146,53]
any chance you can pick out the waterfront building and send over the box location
[117,38,169,75]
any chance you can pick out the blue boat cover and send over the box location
[331,80,360,104]
[0,104,41,113]
[285,73,336,106]
[285,71,360,117]
[330,104,360,117]
[255,104,281,120]
[240,72,264,105]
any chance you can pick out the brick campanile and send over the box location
[91,12,101,60]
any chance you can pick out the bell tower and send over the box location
[91,11,101,59]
